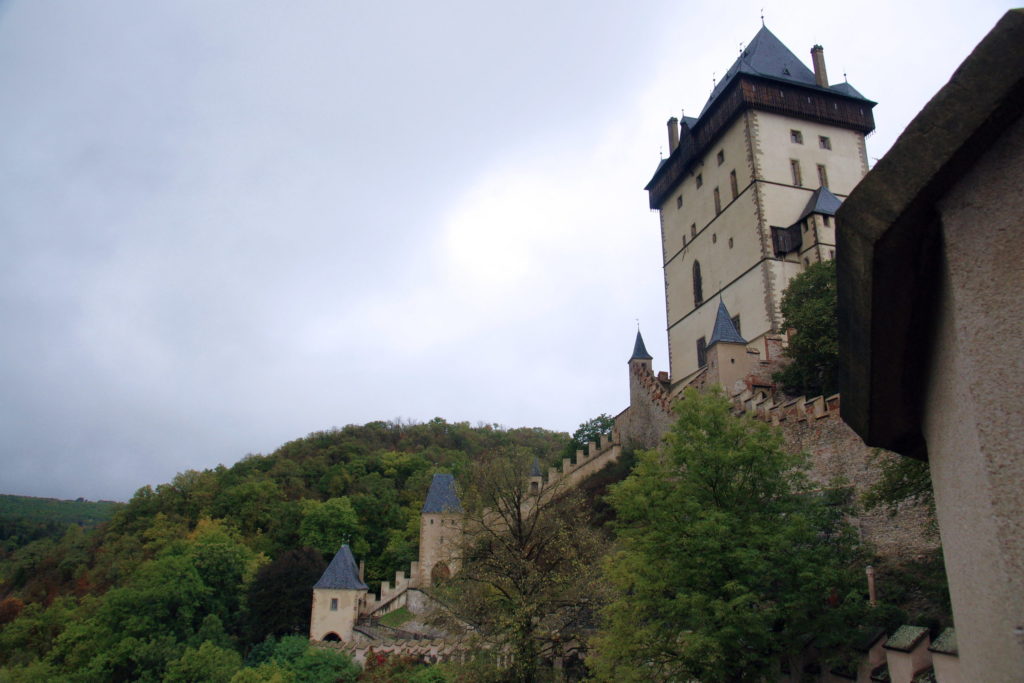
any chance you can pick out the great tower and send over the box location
[645,26,874,383]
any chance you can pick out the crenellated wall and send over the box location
[618,347,938,562]
[735,391,937,559]
[313,638,465,666]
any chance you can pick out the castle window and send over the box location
[731,315,741,335]
[790,129,803,144]
[682,234,687,247]
[819,135,832,150]
[713,187,721,214]
[730,170,739,199]
[690,223,697,238]
[803,220,809,233]
[830,249,835,259]
[817,164,829,188]
[696,173,703,188]
[692,261,703,307]
[696,336,707,367]
[676,194,683,209]
[790,159,803,187]
[712,233,717,244]
[330,598,338,611]
[717,149,725,165]
[728,237,734,249]
[823,215,832,226]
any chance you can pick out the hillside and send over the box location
[0,418,569,680]
[0,495,123,554]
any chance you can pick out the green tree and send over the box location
[164,640,243,683]
[242,635,358,683]
[774,260,838,397]
[244,547,327,644]
[432,447,605,683]
[297,497,365,557]
[563,414,615,460]
[590,389,866,682]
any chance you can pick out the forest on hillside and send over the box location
[0,495,122,555]
[0,419,570,681]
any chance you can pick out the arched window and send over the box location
[693,261,703,307]
[323,632,341,642]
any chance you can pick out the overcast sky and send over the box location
[1,0,1015,501]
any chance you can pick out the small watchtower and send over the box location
[418,473,463,588]
[628,329,655,406]
[309,544,368,642]
[704,300,749,393]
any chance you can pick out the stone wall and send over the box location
[766,397,938,560]
[619,352,939,562]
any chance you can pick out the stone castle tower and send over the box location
[417,473,463,588]
[645,25,875,384]
[309,544,368,642]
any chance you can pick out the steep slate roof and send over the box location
[422,473,463,514]
[830,81,867,98]
[708,300,747,346]
[630,330,653,360]
[313,544,368,591]
[701,25,871,115]
[529,459,542,477]
[797,186,843,221]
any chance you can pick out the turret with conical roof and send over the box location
[709,299,747,347]
[630,330,653,361]
[418,473,463,588]
[704,300,752,394]
[309,544,368,642]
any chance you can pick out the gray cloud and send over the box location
[0,0,1010,500]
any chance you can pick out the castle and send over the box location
[308,23,964,679]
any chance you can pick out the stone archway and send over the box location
[322,632,341,642]
[431,561,451,584]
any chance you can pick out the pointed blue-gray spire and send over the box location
[630,330,653,361]
[708,300,747,347]
[701,25,871,116]
[422,473,463,514]
[314,544,368,590]
[529,458,542,477]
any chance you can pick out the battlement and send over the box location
[313,637,464,666]
[361,563,419,617]
[542,428,622,493]
[732,389,842,425]
[630,361,674,415]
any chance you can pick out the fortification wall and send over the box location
[622,367,938,561]
[314,638,463,666]
[616,363,674,449]
[750,394,938,559]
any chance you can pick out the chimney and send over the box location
[866,565,877,606]
[359,560,365,583]
[667,117,680,153]
[810,45,828,87]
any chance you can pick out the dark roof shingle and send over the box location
[797,186,843,221]
[708,300,747,346]
[313,544,368,590]
[630,330,653,360]
[422,473,463,514]
[701,25,871,116]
